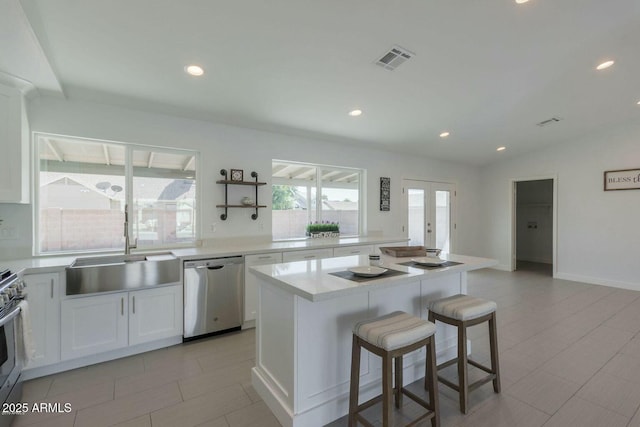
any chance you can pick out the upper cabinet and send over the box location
[0,83,29,203]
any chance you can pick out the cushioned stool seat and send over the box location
[427,294,497,321]
[428,294,500,414]
[354,311,437,351]
[349,311,440,427]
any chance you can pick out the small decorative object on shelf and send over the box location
[216,169,266,220]
[230,169,244,182]
[306,221,340,238]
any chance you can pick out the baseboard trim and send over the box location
[22,336,182,380]
[554,272,639,292]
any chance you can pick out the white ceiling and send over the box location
[5,0,640,165]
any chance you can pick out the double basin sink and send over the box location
[66,252,180,295]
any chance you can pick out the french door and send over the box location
[403,180,456,253]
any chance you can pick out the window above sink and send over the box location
[35,133,199,255]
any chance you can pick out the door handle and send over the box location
[195,265,224,270]
[50,279,54,299]
[132,296,136,314]
[121,297,124,316]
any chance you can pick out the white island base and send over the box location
[250,254,496,427]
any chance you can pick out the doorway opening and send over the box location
[513,179,555,275]
[403,180,456,253]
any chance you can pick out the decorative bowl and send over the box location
[241,197,255,206]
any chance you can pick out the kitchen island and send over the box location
[249,253,497,427]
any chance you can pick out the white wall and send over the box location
[0,96,483,259]
[480,122,640,290]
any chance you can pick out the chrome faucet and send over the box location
[124,204,137,255]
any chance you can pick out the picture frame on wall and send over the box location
[380,177,390,211]
[604,168,640,191]
[230,169,244,182]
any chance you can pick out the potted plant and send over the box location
[306,221,340,238]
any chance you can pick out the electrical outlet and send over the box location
[210,223,217,233]
[0,226,18,240]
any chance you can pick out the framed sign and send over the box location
[604,168,640,191]
[230,169,244,182]
[380,177,390,211]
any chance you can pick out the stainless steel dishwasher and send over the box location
[183,256,244,339]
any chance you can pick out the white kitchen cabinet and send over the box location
[282,248,334,262]
[244,252,282,324]
[332,245,374,257]
[61,293,128,360]
[0,83,29,203]
[24,273,60,369]
[129,285,182,346]
[61,285,183,360]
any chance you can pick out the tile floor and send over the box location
[13,263,640,427]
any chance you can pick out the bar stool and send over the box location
[348,311,440,427]
[427,294,500,414]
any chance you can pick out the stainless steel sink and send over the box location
[66,252,180,295]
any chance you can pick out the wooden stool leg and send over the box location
[426,337,440,427]
[394,354,403,408]
[382,352,393,427]
[458,322,469,414]
[489,312,501,393]
[348,335,361,427]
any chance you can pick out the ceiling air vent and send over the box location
[375,45,415,71]
[536,117,562,127]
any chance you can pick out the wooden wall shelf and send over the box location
[217,169,266,220]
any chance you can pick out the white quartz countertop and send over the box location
[170,236,407,260]
[3,236,408,275]
[250,253,498,302]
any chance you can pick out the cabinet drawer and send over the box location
[245,252,283,265]
[282,248,333,262]
[333,245,374,257]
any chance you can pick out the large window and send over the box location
[272,160,363,240]
[36,134,197,254]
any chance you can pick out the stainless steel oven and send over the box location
[0,270,25,427]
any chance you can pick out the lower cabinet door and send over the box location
[129,285,183,346]
[24,273,60,369]
[244,253,283,323]
[61,293,128,360]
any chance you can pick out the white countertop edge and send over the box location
[250,254,498,302]
[170,236,409,260]
[4,236,410,274]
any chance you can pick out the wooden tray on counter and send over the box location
[379,246,426,257]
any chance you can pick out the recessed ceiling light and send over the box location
[515,0,529,4]
[348,109,363,117]
[185,65,204,76]
[496,146,506,152]
[439,131,450,138]
[636,100,640,105]
[596,60,614,71]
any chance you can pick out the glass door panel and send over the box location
[404,180,455,253]
[407,189,425,246]
[433,188,452,253]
